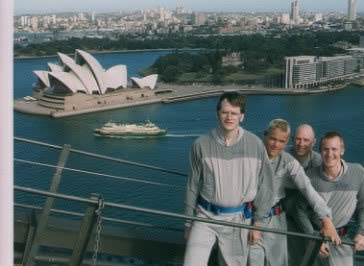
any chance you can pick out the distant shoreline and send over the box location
[14,82,355,118]
[14,48,188,60]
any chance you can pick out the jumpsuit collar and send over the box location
[213,126,244,146]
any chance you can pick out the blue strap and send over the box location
[197,196,249,215]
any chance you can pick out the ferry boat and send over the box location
[94,120,167,137]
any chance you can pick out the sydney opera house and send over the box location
[15,49,160,117]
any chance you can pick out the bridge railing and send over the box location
[14,137,363,266]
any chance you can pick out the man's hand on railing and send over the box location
[320,216,341,245]
[184,226,191,242]
[352,233,364,252]
[319,243,330,258]
[248,221,262,245]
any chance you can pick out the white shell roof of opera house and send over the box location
[33,49,158,95]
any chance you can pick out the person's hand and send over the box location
[184,226,191,242]
[248,221,262,245]
[320,216,341,245]
[319,243,330,258]
[352,233,364,252]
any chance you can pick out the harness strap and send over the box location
[266,202,284,217]
[197,196,253,216]
[336,225,349,237]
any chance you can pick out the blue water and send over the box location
[14,50,364,232]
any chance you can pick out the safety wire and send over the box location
[92,197,105,266]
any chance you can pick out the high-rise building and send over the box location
[291,1,300,25]
[31,16,39,31]
[281,13,290,24]
[315,13,323,22]
[193,12,206,26]
[159,6,165,21]
[348,0,357,21]
[78,12,85,21]
[20,16,29,27]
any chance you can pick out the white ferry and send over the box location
[94,120,167,137]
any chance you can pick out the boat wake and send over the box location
[94,133,200,139]
[165,133,201,138]
[94,133,166,139]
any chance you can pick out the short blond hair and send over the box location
[265,119,291,136]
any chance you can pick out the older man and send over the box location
[286,124,322,263]
[248,119,340,266]
[291,124,322,170]
[303,131,364,265]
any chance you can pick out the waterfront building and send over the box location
[131,74,159,90]
[285,55,356,89]
[285,56,318,89]
[347,47,364,72]
[349,0,357,21]
[24,49,159,114]
[318,55,356,82]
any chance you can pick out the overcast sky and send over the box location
[14,0,360,15]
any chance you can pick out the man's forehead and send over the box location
[321,137,341,147]
[220,100,240,110]
[296,127,314,139]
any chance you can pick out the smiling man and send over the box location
[292,124,322,171]
[286,123,323,264]
[248,119,340,266]
[303,131,364,265]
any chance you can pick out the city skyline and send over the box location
[15,0,361,15]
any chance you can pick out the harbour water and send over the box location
[14,50,364,232]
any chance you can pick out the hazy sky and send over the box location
[14,0,360,15]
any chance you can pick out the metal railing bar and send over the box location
[33,255,183,266]
[14,203,84,218]
[69,148,187,177]
[101,217,183,232]
[13,185,354,246]
[14,202,183,233]
[14,137,62,150]
[14,137,187,177]
[14,158,182,188]
[15,185,95,204]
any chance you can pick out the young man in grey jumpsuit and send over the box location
[286,124,323,264]
[302,131,364,265]
[183,92,275,265]
[248,119,340,266]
